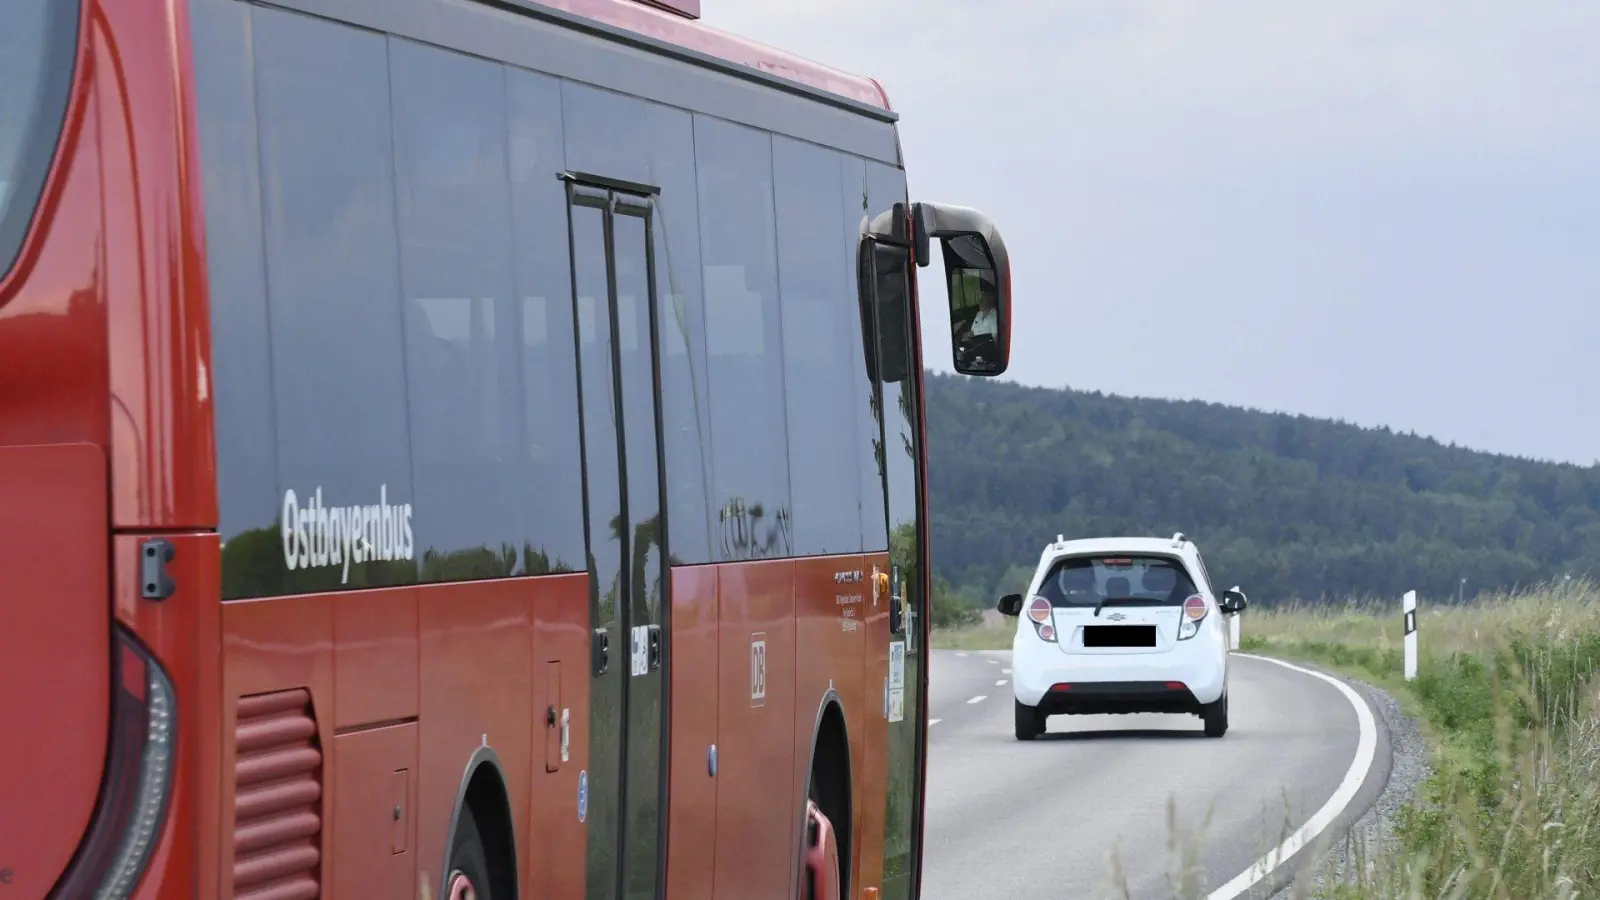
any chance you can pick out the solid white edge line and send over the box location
[1207,654,1379,900]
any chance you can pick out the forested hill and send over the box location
[924,372,1600,607]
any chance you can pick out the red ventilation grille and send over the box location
[234,689,322,900]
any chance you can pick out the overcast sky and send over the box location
[707,1,1600,465]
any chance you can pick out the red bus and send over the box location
[0,0,1013,898]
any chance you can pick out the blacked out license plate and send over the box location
[1083,625,1157,648]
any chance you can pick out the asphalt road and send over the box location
[918,649,1383,900]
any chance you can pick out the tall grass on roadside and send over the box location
[1243,579,1600,899]
[930,617,1014,651]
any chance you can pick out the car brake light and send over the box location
[1177,594,1208,641]
[1027,597,1057,643]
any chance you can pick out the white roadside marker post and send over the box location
[1403,589,1418,681]
[1229,609,1241,650]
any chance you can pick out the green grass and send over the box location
[929,618,1013,651]
[931,580,1600,898]
[1236,580,1600,899]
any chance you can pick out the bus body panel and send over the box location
[0,446,111,898]
[664,565,719,900]
[708,560,798,899]
[526,574,593,900]
[94,0,217,533]
[0,4,110,893]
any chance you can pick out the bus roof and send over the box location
[536,0,894,112]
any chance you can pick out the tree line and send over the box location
[923,372,1600,611]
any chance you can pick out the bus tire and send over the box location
[447,810,493,900]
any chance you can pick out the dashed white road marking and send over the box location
[955,652,969,658]
[987,659,1000,665]
[995,679,1008,686]
[1207,654,1379,900]
[929,718,943,726]
[966,695,987,704]
[1002,668,1012,674]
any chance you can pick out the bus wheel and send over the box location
[798,798,841,900]
[447,811,493,900]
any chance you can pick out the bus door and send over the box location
[861,234,927,899]
[566,179,670,900]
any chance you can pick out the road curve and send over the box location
[919,649,1386,900]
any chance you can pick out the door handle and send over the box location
[647,624,662,672]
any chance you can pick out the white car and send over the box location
[997,533,1247,740]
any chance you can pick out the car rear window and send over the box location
[1036,554,1198,607]
[0,1,78,280]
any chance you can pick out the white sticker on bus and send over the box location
[631,625,649,677]
[889,640,906,691]
[280,485,414,583]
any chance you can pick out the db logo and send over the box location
[750,634,767,708]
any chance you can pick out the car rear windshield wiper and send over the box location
[1092,596,1146,617]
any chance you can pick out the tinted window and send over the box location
[192,0,281,599]
[841,157,888,553]
[873,243,919,531]
[774,137,865,556]
[563,83,714,566]
[693,116,790,560]
[507,69,588,573]
[0,1,75,277]
[646,108,714,566]
[392,39,538,580]
[1037,555,1199,607]
[253,8,417,593]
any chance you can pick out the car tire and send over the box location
[1014,699,1045,741]
[1202,691,1228,738]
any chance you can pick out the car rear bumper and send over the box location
[1033,680,1207,716]
[1012,639,1226,708]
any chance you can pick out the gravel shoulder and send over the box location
[1266,670,1432,899]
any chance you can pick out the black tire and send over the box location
[447,810,493,900]
[1014,699,1045,741]
[1202,691,1229,738]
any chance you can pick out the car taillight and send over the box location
[51,627,176,900]
[1027,596,1056,643]
[1177,594,1208,640]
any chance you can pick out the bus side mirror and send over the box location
[912,202,1011,377]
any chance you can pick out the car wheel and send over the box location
[1014,699,1045,741]
[1202,691,1228,738]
